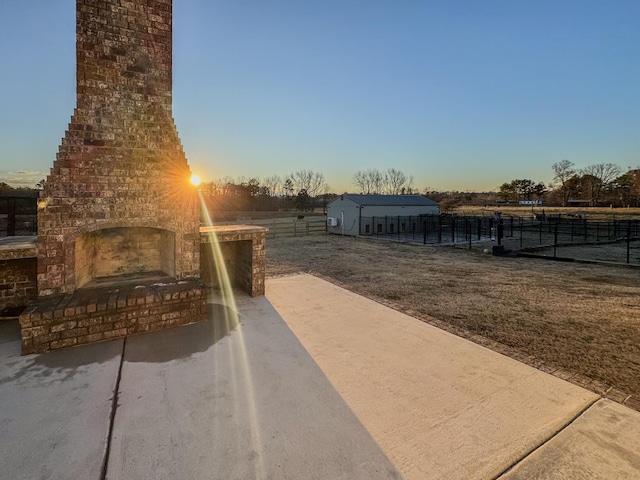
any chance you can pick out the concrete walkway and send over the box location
[1,273,639,479]
[266,274,640,480]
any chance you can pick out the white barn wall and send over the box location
[327,196,360,236]
[327,195,440,237]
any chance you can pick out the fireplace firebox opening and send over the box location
[75,227,176,289]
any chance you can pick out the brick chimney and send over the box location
[38,0,200,296]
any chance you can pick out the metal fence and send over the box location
[359,215,497,246]
[499,216,640,265]
[359,214,640,266]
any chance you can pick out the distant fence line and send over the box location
[358,214,640,266]
[218,216,327,239]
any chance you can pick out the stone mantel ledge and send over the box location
[0,236,38,260]
[199,225,269,237]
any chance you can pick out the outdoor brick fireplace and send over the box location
[19,0,207,354]
[37,0,201,297]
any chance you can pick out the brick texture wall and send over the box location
[38,0,200,297]
[200,227,266,297]
[0,258,37,313]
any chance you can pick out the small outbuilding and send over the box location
[327,194,439,236]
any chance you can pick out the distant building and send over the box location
[326,194,439,236]
[518,200,545,206]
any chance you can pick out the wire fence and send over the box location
[359,214,640,266]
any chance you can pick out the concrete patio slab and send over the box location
[106,298,401,479]
[266,274,601,480]
[3,271,638,480]
[500,398,640,479]
[0,319,122,480]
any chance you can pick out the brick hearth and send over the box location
[19,274,207,355]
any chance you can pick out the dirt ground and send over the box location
[266,234,640,401]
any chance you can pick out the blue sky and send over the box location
[0,0,638,192]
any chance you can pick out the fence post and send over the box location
[423,221,427,245]
[451,218,456,243]
[539,221,542,244]
[477,219,482,240]
[570,220,574,242]
[627,221,632,264]
[553,223,558,258]
[497,219,503,246]
[519,219,523,248]
[7,199,16,236]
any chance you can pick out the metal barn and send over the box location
[327,194,440,236]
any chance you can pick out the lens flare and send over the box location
[190,174,201,186]
[199,194,266,478]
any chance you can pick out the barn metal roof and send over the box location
[335,194,439,207]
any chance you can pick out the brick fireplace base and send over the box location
[19,274,207,354]
[8,225,267,354]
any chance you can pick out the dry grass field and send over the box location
[266,234,640,404]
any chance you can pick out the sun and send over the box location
[190,174,201,186]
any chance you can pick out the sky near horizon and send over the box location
[0,1,638,193]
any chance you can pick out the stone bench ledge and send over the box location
[200,224,268,242]
[0,236,38,260]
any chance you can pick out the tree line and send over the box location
[199,167,422,213]
[8,161,640,213]
[498,162,640,207]
[199,170,332,213]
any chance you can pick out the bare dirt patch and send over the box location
[266,235,640,401]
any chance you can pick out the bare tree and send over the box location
[353,168,414,195]
[385,168,409,194]
[580,163,622,206]
[263,175,283,197]
[370,169,385,194]
[289,170,329,198]
[353,170,374,194]
[584,163,622,185]
[352,169,383,194]
[552,160,576,207]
